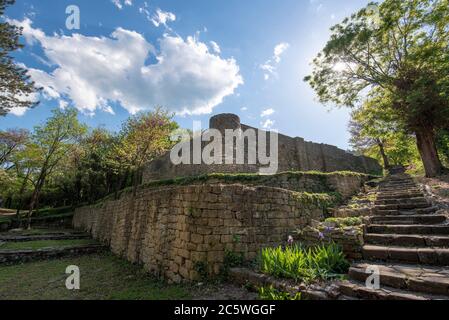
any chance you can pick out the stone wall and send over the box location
[141,171,369,201]
[73,184,334,283]
[143,114,382,183]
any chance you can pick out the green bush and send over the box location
[258,286,302,300]
[259,243,349,283]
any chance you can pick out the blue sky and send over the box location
[1,0,372,150]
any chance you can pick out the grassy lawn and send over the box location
[0,252,192,300]
[0,239,98,250]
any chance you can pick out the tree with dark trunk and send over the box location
[305,0,449,177]
[0,0,39,116]
[24,108,86,229]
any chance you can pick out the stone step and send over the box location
[0,244,106,264]
[376,191,424,199]
[339,280,449,300]
[374,206,439,216]
[367,224,449,235]
[364,233,449,247]
[362,245,449,265]
[380,187,418,191]
[0,233,91,242]
[379,188,421,193]
[375,197,428,206]
[369,214,447,225]
[348,262,449,297]
[379,184,417,189]
[377,193,424,200]
[375,202,432,210]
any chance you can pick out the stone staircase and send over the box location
[339,174,449,300]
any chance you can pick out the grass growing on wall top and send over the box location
[90,170,364,207]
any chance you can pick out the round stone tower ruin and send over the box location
[209,113,241,134]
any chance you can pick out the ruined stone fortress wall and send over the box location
[73,173,367,283]
[142,114,382,183]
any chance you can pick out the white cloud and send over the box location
[11,18,243,116]
[210,41,221,54]
[151,8,176,28]
[273,43,289,63]
[261,108,275,117]
[139,2,151,21]
[9,107,28,116]
[112,0,132,10]
[261,119,275,130]
[259,42,290,80]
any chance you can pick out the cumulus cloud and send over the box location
[260,108,275,117]
[9,18,243,116]
[259,42,289,80]
[112,0,133,10]
[151,8,176,28]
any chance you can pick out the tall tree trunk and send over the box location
[415,128,443,178]
[26,188,39,230]
[14,169,30,228]
[376,138,390,169]
[26,177,45,230]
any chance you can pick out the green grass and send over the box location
[258,286,302,300]
[259,243,350,283]
[0,252,191,300]
[0,239,97,251]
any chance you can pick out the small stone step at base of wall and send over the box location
[339,280,449,300]
[349,262,449,297]
[0,244,106,264]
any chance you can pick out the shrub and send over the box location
[259,243,349,283]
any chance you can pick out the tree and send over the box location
[0,0,39,116]
[349,99,419,170]
[114,107,178,195]
[25,108,86,228]
[0,128,29,167]
[305,0,449,177]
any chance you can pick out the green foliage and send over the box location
[324,217,363,228]
[224,249,245,269]
[259,243,349,283]
[193,261,209,281]
[306,0,449,176]
[0,0,39,116]
[258,286,302,300]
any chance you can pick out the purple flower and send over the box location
[318,232,325,240]
[287,235,294,246]
[324,226,334,233]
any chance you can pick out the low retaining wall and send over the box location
[141,171,369,201]
[73,184,335,283]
